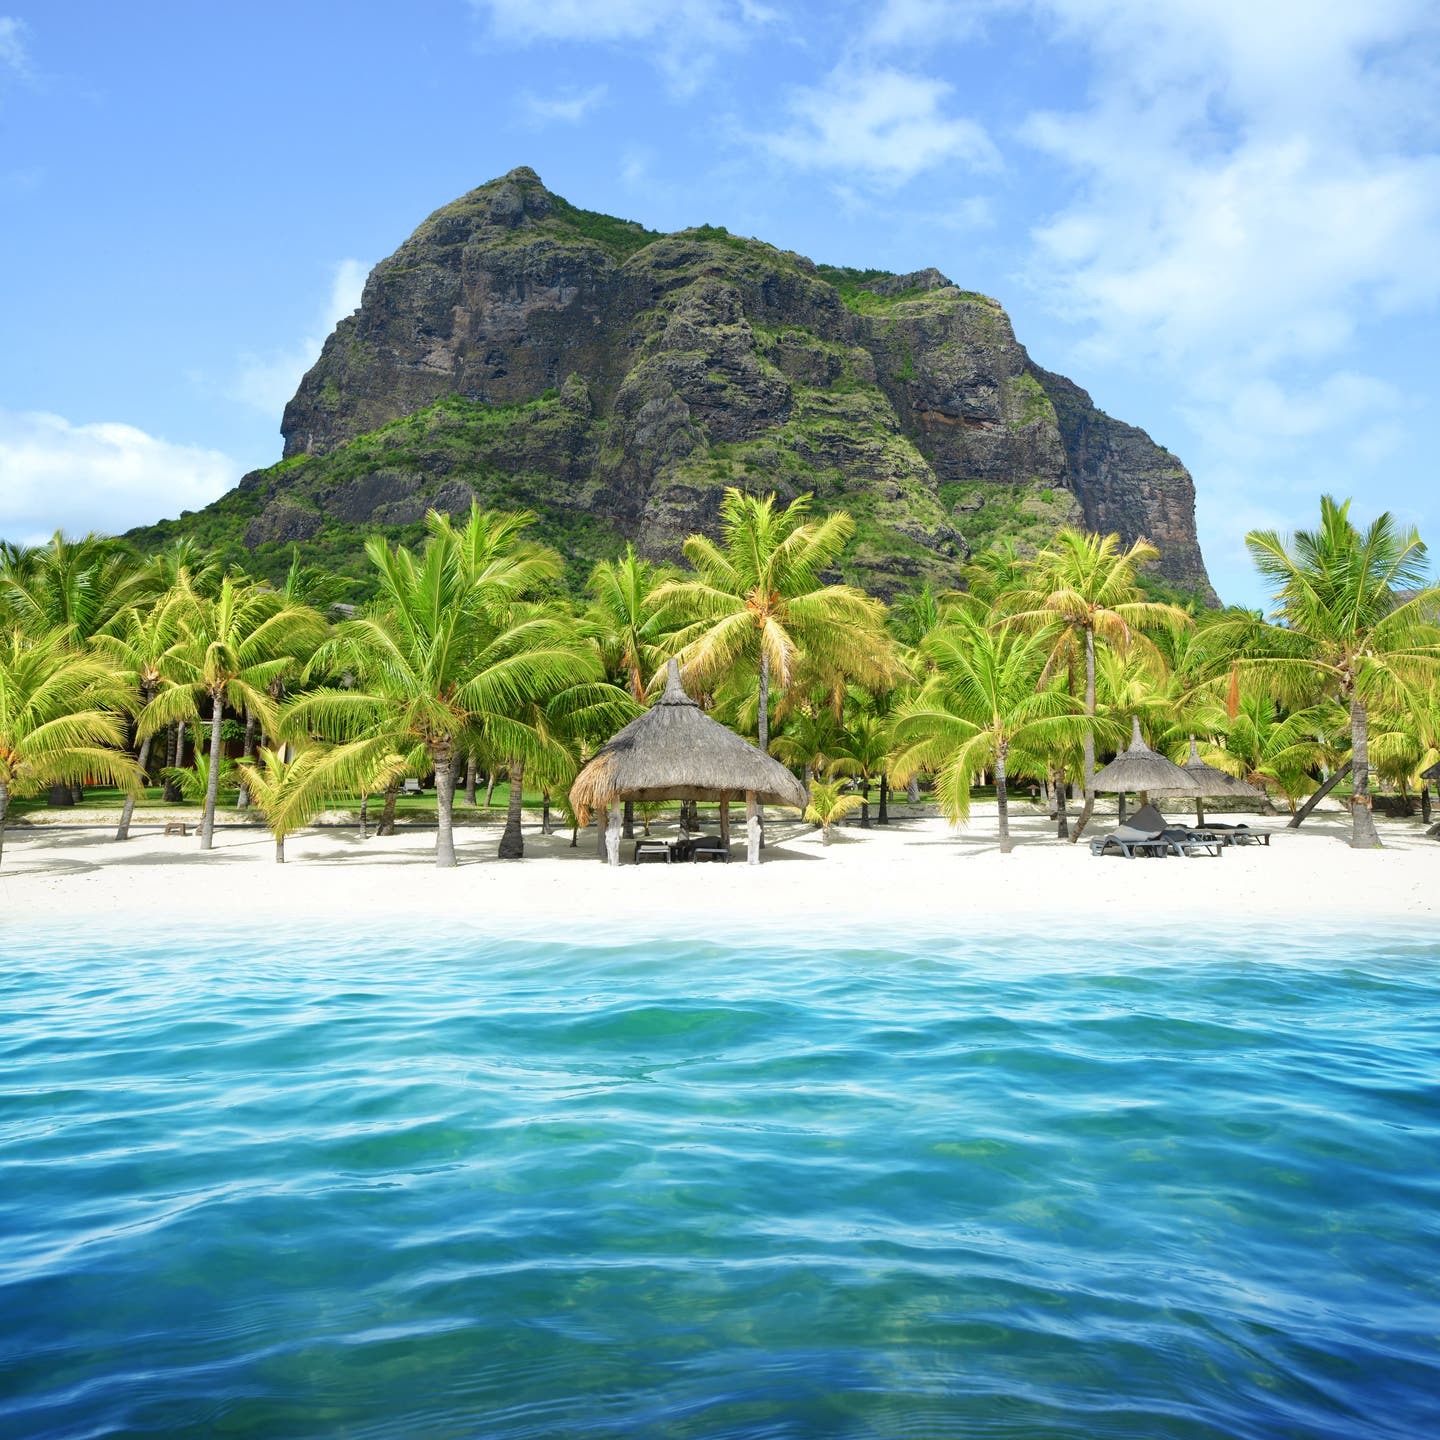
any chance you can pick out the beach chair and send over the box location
[1089,819,1169,858]
[690,836,730,863]
[633,839,672,864]
[1204,822,1271,847]
[1159,825,1224,857]
[401,778,424,797]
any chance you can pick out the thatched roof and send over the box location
[1422,759,1440,783]
[570,660,808,824]
[1091,717,1202,796]
[1181,737,1264,800]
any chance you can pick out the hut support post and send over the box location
[1117,792,1127,824]
[746,791,759,866]
[720,796,730,849]
[1196,798,1206,826]
[605,805,622,867]
[1422,784,1432,825]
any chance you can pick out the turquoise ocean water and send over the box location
[1,921,1438,1439]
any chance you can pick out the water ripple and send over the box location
[1,920,1438,1438]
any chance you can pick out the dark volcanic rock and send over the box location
[227,167,1215,597]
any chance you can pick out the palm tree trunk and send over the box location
[860,781,871,828]
[996,745,1012,853]
[484,770,498,808]
[0,783,8,868]
[115,730,154,842]
[498,759,524,859]
[1423,783,1432,825]
[877,775,889,824]
[464,754,477,806]
[359,793,369,840]
[1349,696,1381,848]
[757,650,769,849]
[622,800,634,839]
[1071,627,1097,842]
[276,836,285,863]
[199,692,225,851]
[822,820,833,846]
[541,789,552,834]
[1289,759,1352,828]
[236,709,257,809]
[1053,767,1069,839]
[162,721,184,802]
[377,782,399,836]
[908,776,920,803]
[434,745,457,867]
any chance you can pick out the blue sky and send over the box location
[2,0,1437,606]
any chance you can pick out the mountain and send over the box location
[134,167,1216,602]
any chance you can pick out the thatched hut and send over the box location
[570,660,808,866]
[1091,717,1201,818]
[1422,760,1440,784]
[1180,737,1264,824]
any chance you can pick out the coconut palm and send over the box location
[891,615,1086,853]
[801,779,864,845]
[238,740,405,862]
[655,488,888,754]
[1241,496,1440,847]
[0,627,137,866]
[0,531,152,642]
[291,534,607,867]
[584,544,674,703]
[143,575,327,850]
[768,703,846,786]
[1007,528,1190,842]
[93,592,187,840]
[1193,688,1330,813]
[828,712,892,829]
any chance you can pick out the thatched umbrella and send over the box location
[1179,736,1264,825]
[1091,716,1201,819]
[1422,760,1440,783]
[570,660,807,866]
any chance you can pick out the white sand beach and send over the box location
[2,801,1434,937]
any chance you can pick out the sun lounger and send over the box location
[1159,826,1224,857]
[633,839,672,864]
[1204,822,1271,846]
[1089,820,1170,858]
[690,836,730,863]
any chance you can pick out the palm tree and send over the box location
[891,615,1086,853]
[829,713,892,828]
[1008,528,1189,842]
[654,489,888,754]
[801,779,864,845]
[238,740,404,862]
[144,575,327,851]
[1241,496,1440,847]
[0,627,137,866]
[291,534,607,867]
[93,592,186,841]
[584,544,673,703]
[1194,688,1330,813]
[0,531,152,642]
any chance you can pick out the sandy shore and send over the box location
[2,800,1434,939]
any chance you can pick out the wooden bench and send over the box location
[163,822,188,837]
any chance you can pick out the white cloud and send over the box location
[520,84,607,125]
[1019,1,1440,373]
[232,258,368,418]
[759,67,999,184]
[0,410,238,545]
[0,16,30,78]
[471,0,770,92]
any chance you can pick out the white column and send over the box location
[746,790,760,866]
[606,804,622,866]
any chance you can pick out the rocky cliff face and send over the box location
[228,167,1214,598]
